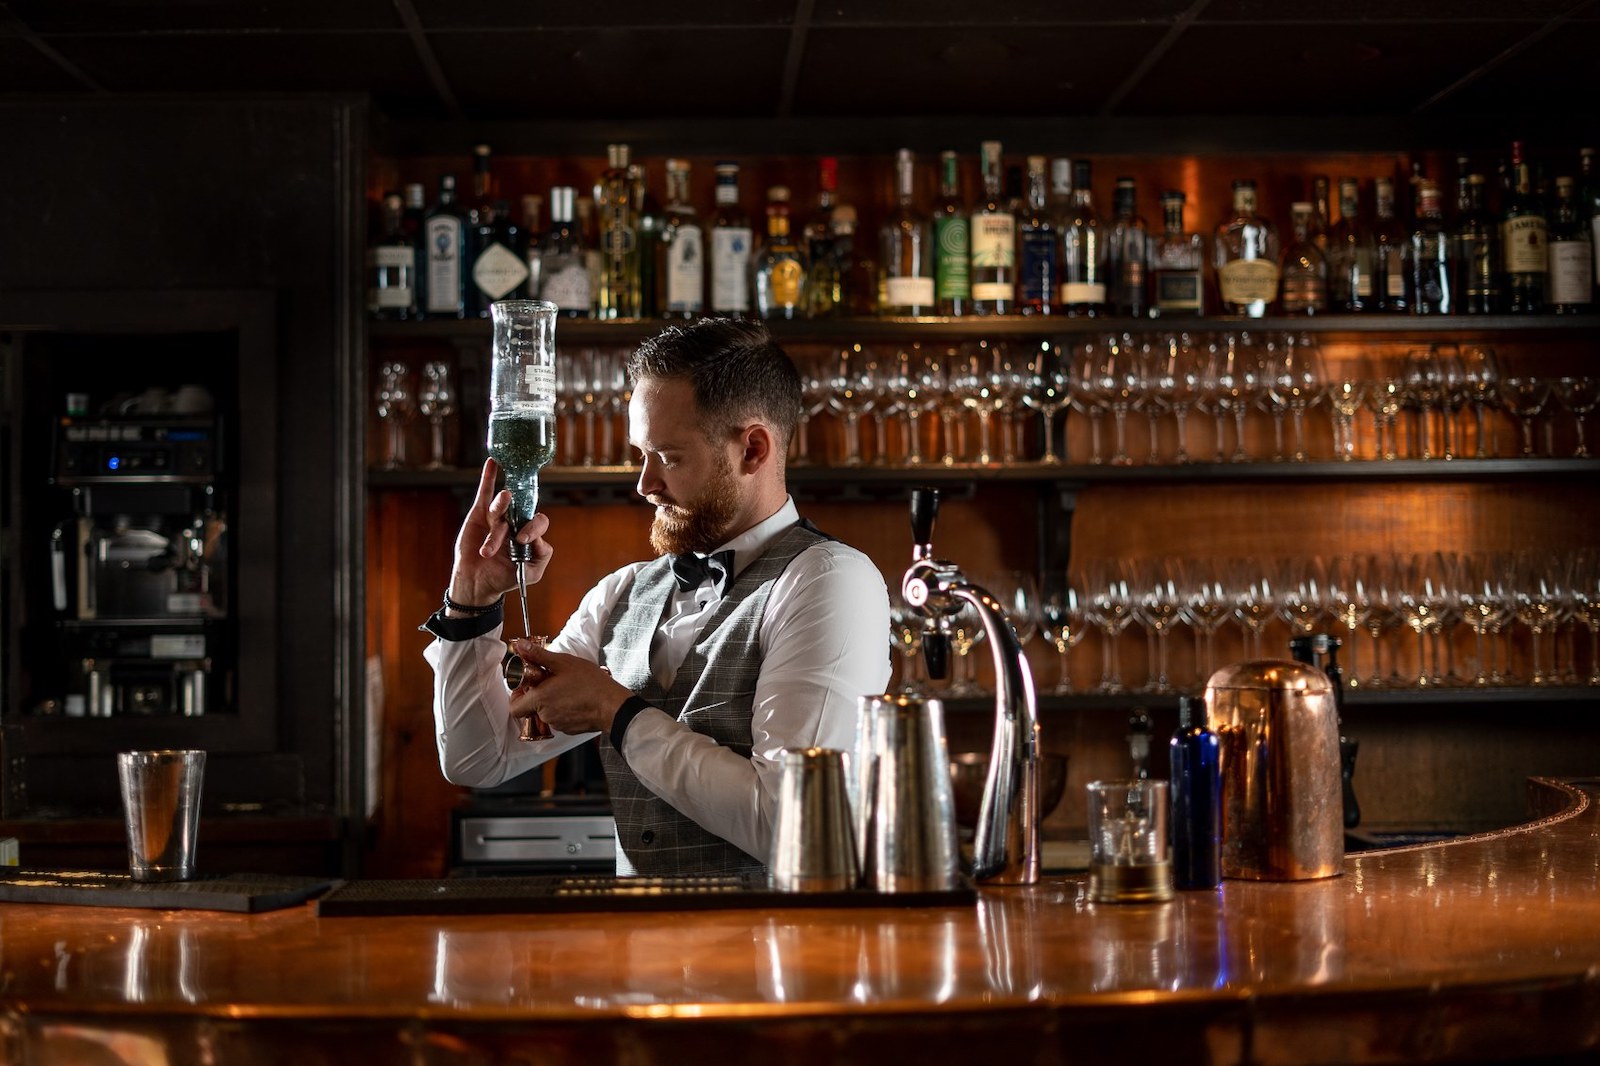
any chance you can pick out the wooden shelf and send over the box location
[940,684,1600,714]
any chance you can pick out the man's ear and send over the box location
[739,423,774,471]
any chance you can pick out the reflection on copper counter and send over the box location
[0,779,1597,1063]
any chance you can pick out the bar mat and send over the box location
[0,869,337,913]
[316,872,975,916]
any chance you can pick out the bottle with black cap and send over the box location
[1169,694,1222,890]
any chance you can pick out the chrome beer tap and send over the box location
[902,488,1041,885]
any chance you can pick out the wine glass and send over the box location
[1265,332,1326,462]
[374,360,413,470]
[1434,343,1466,461]
[1070,336,1111,465]
[417,360,456,470]
[1325,353,1368,462]
[827,343,878,466]
[1099,335,1142,467]
[946,597,989,697]
[1083,559,1136,694]
[1459,345,1501,458]
[792,346,833,467]
[1570,548,1600,686]
[1134,558,1185,694]
[1511,550,1561,686]
[1326,554,1373,688]
[1501,376,1552,457]
[1277,555,1329,639]
[954,340,1008,466]
[1230,558,1278,659]
[1457,552,1511,687]
[1022,340,1071,464]
[1363,376,1404,462]
[889,597,927,695]
[1155,332,1204,464]
[985,570,1040,650]
[1039,573,1088,694]
[1401,346,1444,460]
[1554,376,1599,458]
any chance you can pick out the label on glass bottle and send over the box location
[1059,281,1106,304]
[711,226,752,311]
[970,213,1015,269]
[769,259,804,308]
[368,246,414,309]
[666,224,705,312]
[472,241,531,300]
[1549,241,1594,304]
[540,256,591,313]
[1153,270,1203,313]
[1458,233,1497,298]
[1384,249,1405,297]
[885,276,935,309]
[423,216,463,313]
[934,216,970,299]
[1019,230,1057,305]
[1218,258,1280,305]
[1503,215,1549,274]
[520,365,557,407]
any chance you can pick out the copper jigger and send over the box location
[503,635,551,741]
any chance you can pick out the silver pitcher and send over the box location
[854,693,960,893]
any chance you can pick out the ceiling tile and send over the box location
[793,26,1168,116]
[5,0,401,33]
[409,0,797,29]
[812,0,1194,24]
[430,29,791,120]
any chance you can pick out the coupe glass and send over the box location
[1501,376,1552,457]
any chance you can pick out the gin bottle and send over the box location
[1016,155,1057,315]
[659,159,704,319]
[468,145,530,317]
[367,191,416,320]
[1214,179,1279,318]
[418,174,469,319]
[880,149,935,316]
[968,140,1015,315]
[710,163,754,315]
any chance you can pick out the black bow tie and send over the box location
[670,549,735,595]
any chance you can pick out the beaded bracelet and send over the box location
[442,589,499,616]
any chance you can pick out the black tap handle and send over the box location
[909,487,941,548]
[922,629,950,680]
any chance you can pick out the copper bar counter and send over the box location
[3,778,1598,1064]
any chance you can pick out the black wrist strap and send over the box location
[610,694,653,753]
[443,588,499,616]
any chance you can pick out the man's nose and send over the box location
[635,456,662,499]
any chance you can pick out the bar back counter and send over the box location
[2,777,1596,1064]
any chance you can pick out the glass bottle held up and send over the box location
[488,300,559,637]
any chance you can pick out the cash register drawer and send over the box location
[456,814,617,866]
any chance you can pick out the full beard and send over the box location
[648,454,743,556]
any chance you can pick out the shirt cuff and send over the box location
[420,604,504,641]
[609,694,655,754]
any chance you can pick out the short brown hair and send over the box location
[626,318,802,450]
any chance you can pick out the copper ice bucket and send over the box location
[1205,660,1343,881]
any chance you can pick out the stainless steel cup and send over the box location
[117,750,206,882]
[770,747,859,893]
[857,694,959,893]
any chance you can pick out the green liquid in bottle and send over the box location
[488,412,557,529]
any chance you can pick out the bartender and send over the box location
[422,317,891,877]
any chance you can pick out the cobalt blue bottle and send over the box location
[1170,694,1222,890]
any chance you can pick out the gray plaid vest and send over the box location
[597,520,830,877]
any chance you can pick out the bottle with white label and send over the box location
[709,162,753,315]
[659,158,704,318]
[467,144,530,317]
[1547,175,1593,314]
[968,141,1015,315]
[1501,140,1547,314]
[1060,160,1107,316]
[880,149,935,316]
[418,174,469,319]
[1214,179,1280,318]
[536,186,591,318]
[367,191,416,320]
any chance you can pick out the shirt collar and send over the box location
[711,496,798,583]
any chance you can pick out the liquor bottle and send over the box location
[933,150,970,316]
[1015,155,1057,315]
[467,146,530,317]
[1582,148,1600,298]
[1279,202,1328,315]
[1547,175,1593,314]
[968,141,1015,315]
[1106,176,1149,317]
[1502,141,1548,313]
[709,162,753,315]
[1169,695,1221,891]
[1327,178,1375,313]
[752,186,806,320]
[367,191,416,320]
[633,163,662,319]
[658,158,704,319]
[1004,164,1025,216]
[880,149,935,316]
[1310,175,1332,255]
[1454,173,1502,314]
[1060,159,1107,316]
[802,157,842,318]
[521,193,544,299]
[417,173,470,319]
[1149,190,1205,317]
[829,205,878,316]
[1409,179,1454,314]
[537,186,591,318]
[576,195,603,316]
[401,182,427,242]
[595,143,640,320]
[1372,176,1408,313]
[1214,179,1279,317]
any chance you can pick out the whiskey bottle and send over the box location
[829,205,878,316]
[1408,179,1454,314]
[1106,176,1149,317]
[933,150,970,316]
[596,143,640,320]
[1372,176,1408,313]
[418,173,469,320]
[1502,141,1548,313]
[537,186,591,318]
[1214,179,1279,318]
[1547,175,1593,314]
[1279,201,1328,315]
[1149,190,1205,317]
[367,191,416,320]
[880,149,935,316]
[969,140,1015,315]
[659,159,704,319]
[1454,173,1502,314]
[1060,159,1107,316]
[1310,175,1332,255]
[1016,155,1058,315]
[1327,178,1375,313]
[709,162,753,315]
[752,186,806,320]
[632,163,662,319]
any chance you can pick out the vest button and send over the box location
[640,829,655,844]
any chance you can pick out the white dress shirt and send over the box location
[426,497,893,863]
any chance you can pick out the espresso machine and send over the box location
[47,391,231,718]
